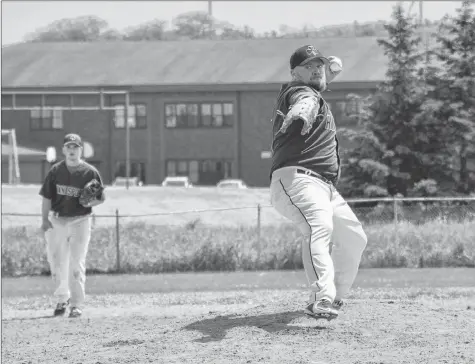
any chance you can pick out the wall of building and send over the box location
[1,90,241,185]
[1,84,374,186]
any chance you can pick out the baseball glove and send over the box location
[79,179,104,207]
[277,95,320,135]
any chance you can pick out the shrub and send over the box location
[1,219,474,277]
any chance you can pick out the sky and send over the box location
[1,1,464,45]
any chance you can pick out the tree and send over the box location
[98,29,124,41]
[219,22,255,40]
[172,11,216,39]
[422,0,475,194]
[338,3,432,197]
[24,15,110,42]
[123,19,167,41]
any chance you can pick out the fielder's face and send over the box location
[63,143,83,164]
[292,58,327,91]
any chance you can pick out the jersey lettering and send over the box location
[325,112,336,132]
[56,184,81,197]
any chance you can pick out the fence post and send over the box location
[257,204,262,249]
[393,197,398,245]
[115,209,121,273]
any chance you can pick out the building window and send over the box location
[113,104,147,129]
[201,104,212,127]
[165,104,177,128]
[114,161,146,184]
[30,108,63,130]
[165,159,233,185]
[165,102,234,128]
[166,159,200,184]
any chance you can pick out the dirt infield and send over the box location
[2,269,475,364]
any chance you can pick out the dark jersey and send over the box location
[39,160,104,217]
[270,82,341,184]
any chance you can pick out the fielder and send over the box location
[40,133,105,318]
[269,45,368,321]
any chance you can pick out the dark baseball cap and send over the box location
[64,133,83,147]
[290,45,329,70]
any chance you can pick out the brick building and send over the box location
[1,37,387,186]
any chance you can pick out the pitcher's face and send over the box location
[292,58,327,91]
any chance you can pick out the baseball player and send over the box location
[269,45,368,321]
[40,133,105,318]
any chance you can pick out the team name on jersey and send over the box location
[56,184,81,197]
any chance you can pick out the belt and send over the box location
[52,211,90,219]
[296,168,333,185]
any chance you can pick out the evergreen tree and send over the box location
[338,3,428,197]
[423,0,475,194]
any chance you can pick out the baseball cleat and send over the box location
[53,299,69,316]
[304,299,339,321]
[332,299,344,310]
[69,307,82,318]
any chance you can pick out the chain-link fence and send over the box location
[2,196,474,274]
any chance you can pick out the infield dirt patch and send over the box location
[2,286,475,364]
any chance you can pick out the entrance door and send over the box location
[199,160,224,185]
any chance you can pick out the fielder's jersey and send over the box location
[270,82,341,184]
[39,160,104,217]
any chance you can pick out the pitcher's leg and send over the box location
[68,217,91,310]
[271,174,335,303]
[331,190,368,301]
[45,219,70,304]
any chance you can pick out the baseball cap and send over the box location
[63,133,83,147]
[290,45,329,70]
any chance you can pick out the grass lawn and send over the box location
[3,268,475,297]
[1,184,281,227]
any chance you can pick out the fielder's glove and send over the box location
[79,179,104,207]
[277,95,320,135]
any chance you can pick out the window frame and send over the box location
[30,107,64,130]
[164,102,235,129]
[113,103,148,129]
[165,159,234,183]
[114,159,147,183]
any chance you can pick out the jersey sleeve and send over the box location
[39,168,55,199]
[288,87,321,109]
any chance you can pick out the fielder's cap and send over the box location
[63,133,83,147]
[290,45,329,70]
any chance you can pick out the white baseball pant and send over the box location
[44,214,92,309]
[270,166,367,303]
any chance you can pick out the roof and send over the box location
[2,37,389,88]
[1,143,46,157]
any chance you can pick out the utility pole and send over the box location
[208,0,213,36]
[408,1,429,61]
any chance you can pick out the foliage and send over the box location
[22,12,438,43]
[339,3,432,197]
[24,15,112,42]
[122,19,168,41]
[421,0,475,194]
[2,216,474,276]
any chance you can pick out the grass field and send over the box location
[1,184,282,227]
[2,185,474,275]
[2,269,475,364]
